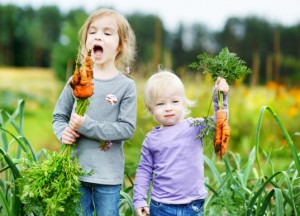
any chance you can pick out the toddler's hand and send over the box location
[215,77,229,93]
[135,206,150,216]
[61,126,79,144]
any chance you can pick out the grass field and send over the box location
[1,67,300,215]
[0,67,63,151]
[0,67,299,171]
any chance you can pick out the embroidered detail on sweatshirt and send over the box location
[105,94,118,105]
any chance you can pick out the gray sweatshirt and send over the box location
[52,73,137,184]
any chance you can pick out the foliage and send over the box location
[51,9,88,82]
[0,100,136,215]
[190,116,216,146]
[16,89,93,215]
[16,146,87,216]
[190,47,252,84]
[204,106,300,215]
[128,13,166,67]
[0,100,85,216]
[0,100,35,216]
[0,5,62,67]
[2,5,300,84]
[119,172,135,216]
[189,47,252,148]
[1,75,300,215]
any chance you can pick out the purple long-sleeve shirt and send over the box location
[133,91,228,210]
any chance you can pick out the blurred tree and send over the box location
[170,24,185,70]
[15,6,36,66]
[1,4,300,86]
[0,5,18,65]
[170,22,213,76]
[127,13,166,74]
[281,24,300,58]
[33,6,62,67]
[280,24,300,85]
[216,17,273,84]
[215,17,244,53]
[186,23,213,68]
[0,5,62,67]
[51,9,87,82]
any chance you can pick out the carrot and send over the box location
[214,109,226,158]
[214,107,230,159]
[190,47,251,159]
[70,49,94,99]
[220,118,230,158]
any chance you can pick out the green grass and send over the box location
[1,98,299,215]
[1,68,300,171]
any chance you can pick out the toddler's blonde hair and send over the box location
[144,70,195,116]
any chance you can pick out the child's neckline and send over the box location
[155,119,185,130]
[93,72,121,81]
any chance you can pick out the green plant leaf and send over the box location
[190,47,252,84]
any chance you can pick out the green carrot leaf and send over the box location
[190,47,252,84]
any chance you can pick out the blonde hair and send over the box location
[78,8,136,70]
[144,70,195,116]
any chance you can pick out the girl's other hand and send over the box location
[216,77,229,94]
[61,126,79,144]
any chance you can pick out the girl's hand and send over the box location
[215,77,229,94]
[69,112,86,131]
[61,126,79,144]
[135,206,150,216]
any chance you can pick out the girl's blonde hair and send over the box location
[144,70,195,116]
[78,8,136,70]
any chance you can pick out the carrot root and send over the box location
[214,109,230,159]
[70,50,94,99]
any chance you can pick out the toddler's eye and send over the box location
[172,100,179,103]
[156,102,164,106]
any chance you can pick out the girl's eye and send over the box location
[172,100,179,103]
[156,103,164,106]
[104,32,112,36]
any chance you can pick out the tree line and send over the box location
[1,4,300,85]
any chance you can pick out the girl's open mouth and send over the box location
[93,45,103,59]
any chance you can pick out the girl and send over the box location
[52,8,137,216]
[133,70,229,216]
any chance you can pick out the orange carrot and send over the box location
[70,50,94,99]
[220,119,230,158]
[214,109,229,159]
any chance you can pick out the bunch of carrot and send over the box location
[68,49,94,121]
[16,49,95,215]
[70,49,94,104]
[70,49,111,151]
[190,47,252,159]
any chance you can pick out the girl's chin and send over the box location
[92,56,103,63]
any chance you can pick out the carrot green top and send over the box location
[190,47,252,85]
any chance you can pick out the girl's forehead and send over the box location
[90,15,118,29]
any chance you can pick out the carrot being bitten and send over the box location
[70,49,94,100]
